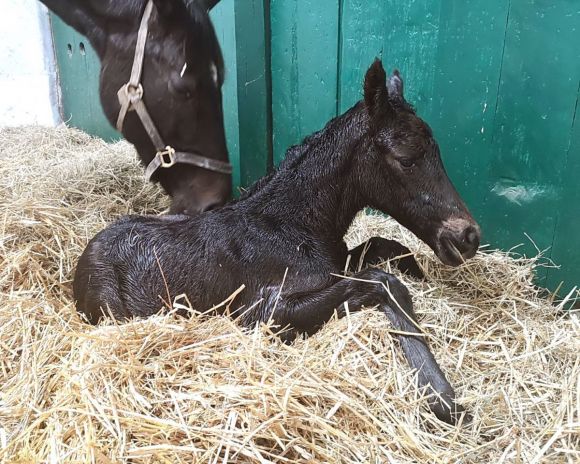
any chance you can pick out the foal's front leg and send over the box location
[272,268,464,424]
[348,237,424,278]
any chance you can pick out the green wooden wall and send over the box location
[51,16,119,141]
[51,1,580,297]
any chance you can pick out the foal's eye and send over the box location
[399,158,415,169]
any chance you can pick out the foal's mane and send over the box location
[238,103,365,201]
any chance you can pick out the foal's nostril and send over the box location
[463,226,479,247]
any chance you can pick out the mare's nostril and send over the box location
[463,226,479,247]
[202,203,220,212]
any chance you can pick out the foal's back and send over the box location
[73,200,343,324]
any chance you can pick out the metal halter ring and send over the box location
[156,146,176,168]
[126,83,144,104]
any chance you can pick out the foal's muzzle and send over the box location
[435,218,481,266]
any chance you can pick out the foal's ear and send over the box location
[364,59,393,124]
[388,69,404,101]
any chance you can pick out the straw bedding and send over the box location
[0,126,578,463]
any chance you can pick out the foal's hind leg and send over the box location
[348,237,424,279]
[272,268,465,424]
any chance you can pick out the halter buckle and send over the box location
[156,146,176,168]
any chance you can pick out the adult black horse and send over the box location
[74,60,481,424]
[40,0,232,214]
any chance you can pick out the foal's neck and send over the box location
[252,103,368,241]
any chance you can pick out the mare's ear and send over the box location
[152,0,183,20]
[364,59,394,126]
[153,0,220,22]
[387,69,404,101]
[153,0,173,17]
[198,0,221,11]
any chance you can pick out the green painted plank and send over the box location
[428,1,510,234]
[270,0,340,165]
[234,0,272,186]
[547,79,580,296]
[487,0,580,283]
[50,14,119,141]
[211,0,241,191]
[339,0,442,116]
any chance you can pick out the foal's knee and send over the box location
[360,268,412,310]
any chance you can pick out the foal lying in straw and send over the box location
[74,59,480,424]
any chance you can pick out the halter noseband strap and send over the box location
[116,0,232,180]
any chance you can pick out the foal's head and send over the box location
[101,0,230,214]
[357,59,480,266]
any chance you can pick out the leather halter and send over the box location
[116,0,232,181]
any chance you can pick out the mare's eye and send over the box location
[168,74,196,98]
[399,158,415,169]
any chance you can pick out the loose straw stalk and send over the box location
[0,126,578,463]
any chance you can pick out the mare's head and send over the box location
[356,59,480,266]
[100,0,230,214]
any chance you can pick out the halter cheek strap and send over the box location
[144,147,233,181]
[116,0,232,179]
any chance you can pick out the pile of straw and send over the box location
[0,126,578,463]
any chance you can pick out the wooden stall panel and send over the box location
[50,15,119,141]
[234,0,272,185]
[429,1,510,217]
[338,0,580,292]
[487,0,580,283]
[211,0,241,190]
[549,79,580,293]
[271,0,340,165]
[339,0,442,116]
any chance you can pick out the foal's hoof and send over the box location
[429,394,470,425]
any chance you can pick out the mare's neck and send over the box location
[249,103,369,241]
